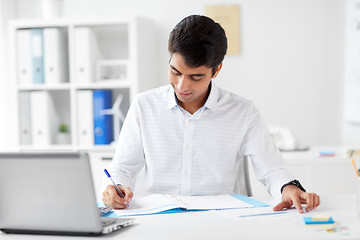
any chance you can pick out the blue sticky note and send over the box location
[303,216,334,225]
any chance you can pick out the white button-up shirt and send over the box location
[105,84,293,198]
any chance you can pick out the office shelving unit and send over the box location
[9,17,157,195]
[8,16,157,152]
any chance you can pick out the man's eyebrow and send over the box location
[170,65,181,74]
[189,73,206,77]
[169,64,206,77]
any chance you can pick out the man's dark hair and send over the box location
[168,15,228,76]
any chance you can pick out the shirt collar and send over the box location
[203,82,218,111]
[166,82,219,111]
[167,85,178,109]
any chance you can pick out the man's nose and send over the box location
[177,76,190,92]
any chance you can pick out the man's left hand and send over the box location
[273,185,320,213]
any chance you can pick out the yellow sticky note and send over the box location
[312,215,330,221]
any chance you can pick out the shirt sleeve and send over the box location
[102,97,145,191]
[240,104,294,199]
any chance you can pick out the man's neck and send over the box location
[178,85,211,115]
[179,102,202,115]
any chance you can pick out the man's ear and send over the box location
[212,63,223,79]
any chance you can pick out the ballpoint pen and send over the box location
[104,169,125,199]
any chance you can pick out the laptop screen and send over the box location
[0,152,103,234]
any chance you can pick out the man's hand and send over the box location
[273,185,320,213]
[102,185,133,209]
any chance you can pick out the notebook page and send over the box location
[171,194,254,210]
[113,194,180,216]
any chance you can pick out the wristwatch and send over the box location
[280,179,306,194]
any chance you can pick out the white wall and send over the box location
[4,0,346,148]
[0,2,4,151]
[343,0,360,146]
[0,0,16,151]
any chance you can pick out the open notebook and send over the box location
[102,194,269,217]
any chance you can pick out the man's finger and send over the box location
[309,193,320,209]
[120,186,133,202]
[111,202,128,209]
[104,194,128,209]
[293,198,304,214]
[109,187,123,201]
[315,194,320,207]
[273,201,290,211]
[305,193,314,212]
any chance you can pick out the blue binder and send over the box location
[93,90,114,145]
[31,28,44,84]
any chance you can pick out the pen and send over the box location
[351,159,360,177]
[104,169,125,199]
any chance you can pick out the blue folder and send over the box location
[93,90,114,145]
[31,28,44,84]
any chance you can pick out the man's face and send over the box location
[168,53,221,110]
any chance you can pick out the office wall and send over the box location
[343,0,360,146]
[0,0,16,151]
[0,2,4,150]
[5,0,345,147]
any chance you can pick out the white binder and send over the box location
[74,27,99,83]
[19,92,31,145]
[30,91,57,146]
[16,30,32,85]
[43,28,68,84]
[77,90,94,147]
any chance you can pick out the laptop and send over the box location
[0,151,133,236]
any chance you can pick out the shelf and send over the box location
[19,144,75,152]
[18,83,71,91]
[78,145,116,152]
[19,144,116,152]
[9,17,136,29]
[17,81,131,90]
[75,81,131,90]
[10,17,157,153]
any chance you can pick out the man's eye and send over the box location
[172,70,180,76]
[190,76,202,81]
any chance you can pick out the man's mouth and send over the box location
[178,91,191,98]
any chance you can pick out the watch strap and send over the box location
[281,179,306,194]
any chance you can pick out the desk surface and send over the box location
[1,195,359,240]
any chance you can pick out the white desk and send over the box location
[1,195,359,240]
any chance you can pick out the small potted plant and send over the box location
[57,123,71,145]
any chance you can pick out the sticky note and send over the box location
[303,216,334,225]
[316,151,336,157]
[311,214,330,221]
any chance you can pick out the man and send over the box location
[102,15,320,213]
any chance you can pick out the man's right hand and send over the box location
[102,185,133,209]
